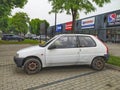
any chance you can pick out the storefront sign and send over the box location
[56,24,62,32]
[81,17,95,29]
[107,13,120,26]
[65,22,72,31]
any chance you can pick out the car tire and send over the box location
[91,57,105,71]
[6,38,9,41]
[23,58,42,74]
[18,39,22,42]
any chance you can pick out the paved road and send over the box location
[106,43,120,57]
[0,44,120,90]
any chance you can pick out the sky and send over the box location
[12,0,120,26]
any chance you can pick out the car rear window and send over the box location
[78,36,96,47]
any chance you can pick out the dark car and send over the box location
[2,34,24,41]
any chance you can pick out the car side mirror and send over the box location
[48,45,56,49]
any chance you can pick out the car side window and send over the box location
[51,36,77,49]
[78,36,96,47]
[67,36,77,48]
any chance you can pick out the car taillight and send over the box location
[103,43,109,54]
[93,35,109,54]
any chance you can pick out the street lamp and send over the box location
[54,12,57,35]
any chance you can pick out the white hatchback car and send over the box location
[14,34,109,74]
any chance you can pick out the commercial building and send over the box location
[48,10,120,42]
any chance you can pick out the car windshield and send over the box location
[39,35,58,47]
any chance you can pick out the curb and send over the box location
[106,63,120,71]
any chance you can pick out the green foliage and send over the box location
[108,55,120,67]
[49,0,111,31]
[0,39,41,44]
[93,0,111,7]
[0,0,27,31]
[0,0,50,35]
[29,18,41,35]
[9,12,29,35]
[0,16,9,33]
[0,0,27,17]
[29,19,49,35]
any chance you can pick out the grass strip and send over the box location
[0,39,45,45]
[108,55,120,67]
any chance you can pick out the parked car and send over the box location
[14,34,109,74]
[32,35,50,41]
[2,34,24,41]
[25,34,36,39]
[32,36,39,40]
[39,35,50,41]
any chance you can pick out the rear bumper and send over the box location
[104,54,109,62]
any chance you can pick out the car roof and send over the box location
[3,34,14,35]
[56,34,93,37]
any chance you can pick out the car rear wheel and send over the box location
[18,39,24,42]
[24,58,42,74]
[91,57,105,70]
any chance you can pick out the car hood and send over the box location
[17,45,44,54]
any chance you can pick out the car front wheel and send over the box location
[91,57,105,70]
[23,58,42,74]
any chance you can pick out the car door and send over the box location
[10,35,14,40]
[46,36,79,66]
[77,36,97,63]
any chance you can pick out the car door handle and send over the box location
[79,49,81,51]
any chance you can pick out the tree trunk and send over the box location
[71,9,77,33]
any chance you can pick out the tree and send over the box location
[29,19,49,35]
[49,0,111,32]
[29,19,41,35]
[0,16,9,33]
[0,0,27,31]
[10,12,29,35]
[0,0,27,17]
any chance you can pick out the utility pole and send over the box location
[54,12,57,36]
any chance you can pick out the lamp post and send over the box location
[54,12,57,36]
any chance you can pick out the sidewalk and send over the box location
[106,43,120,57]
[0,44,120,90]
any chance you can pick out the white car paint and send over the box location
[15,34,109,68]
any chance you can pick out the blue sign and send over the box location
[56,24,62,32]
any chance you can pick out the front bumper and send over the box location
[14,56,24,67]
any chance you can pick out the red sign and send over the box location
[65,22,72,31]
